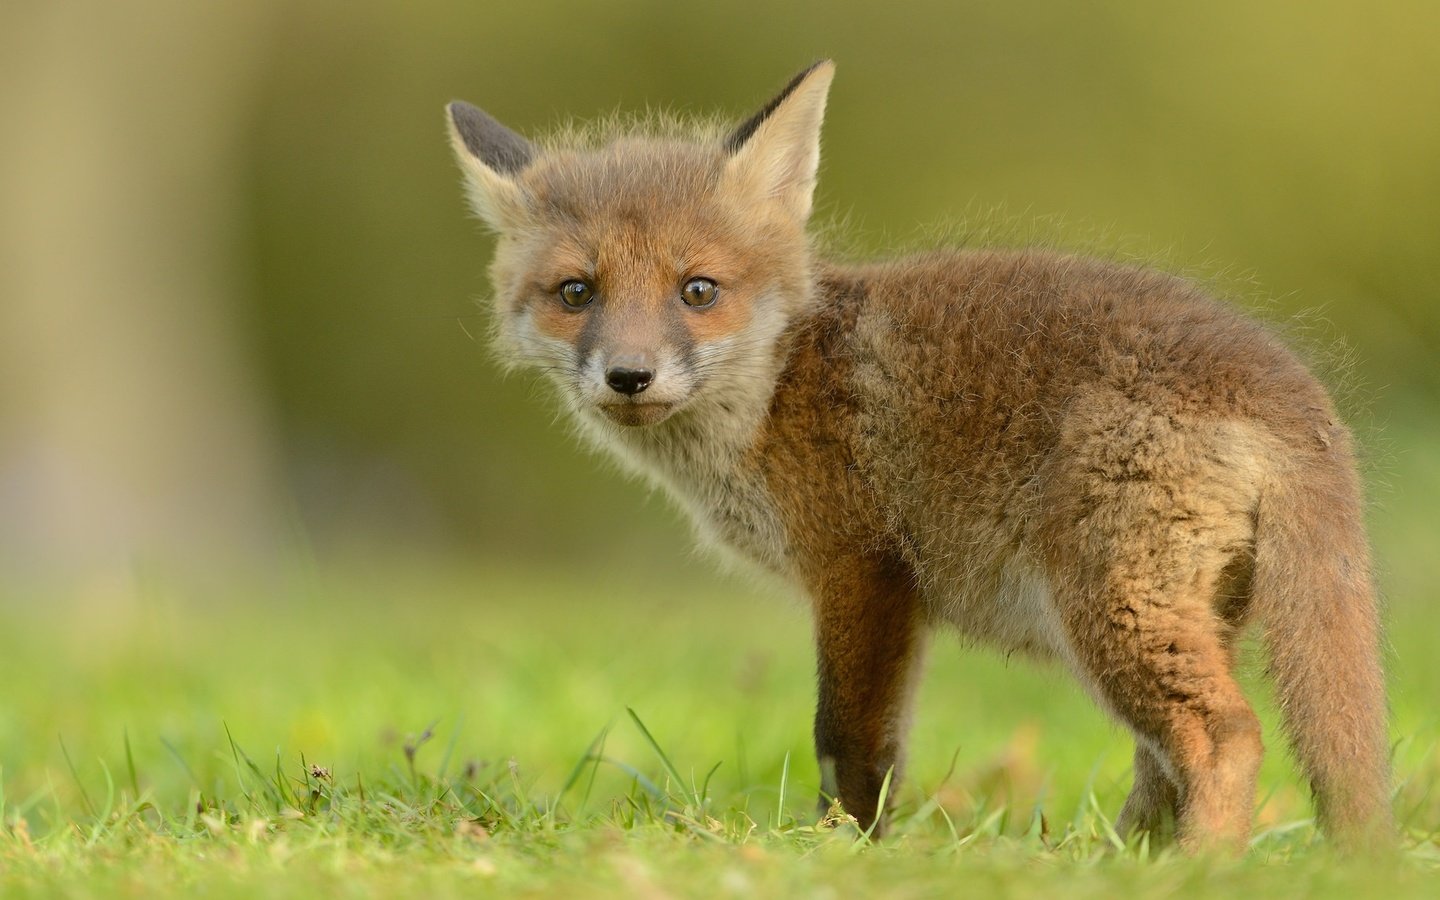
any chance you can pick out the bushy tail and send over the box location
[1253,444,1393,850]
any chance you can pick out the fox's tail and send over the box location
[1253,437,1392,849]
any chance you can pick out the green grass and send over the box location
[1,558,1437,898]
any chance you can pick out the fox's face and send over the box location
[447,63,834,429]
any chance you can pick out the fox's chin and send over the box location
[595,401,678,427]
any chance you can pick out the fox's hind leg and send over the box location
[1037,404,1267,852]
[1116,745,1180,840]
[1048,536,1262,854]
[1113,552,1253,844]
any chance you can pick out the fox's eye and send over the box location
[681,277,718,308]
[558,280,594,308]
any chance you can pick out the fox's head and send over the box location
[447,62,834,429]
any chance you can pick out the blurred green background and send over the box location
[2,0,1437,584]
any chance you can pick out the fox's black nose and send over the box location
[605,366,654,396]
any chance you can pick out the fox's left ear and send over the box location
[723,60,835,222]
[446,101,534,230]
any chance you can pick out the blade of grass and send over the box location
[626,707,690,804]
[597,757,665,802]
[851,765,894,850]
[85,760,118,846]
[223,724,288,812]
[558,725,609,807]
[123,729,140,799]
[57,736,97,820]
[776,751,790,831]
[158,737,201,792]
[699,760,723,809]
[580,728,608,813]
[223,724,253,803]
[1089,790,1125,851]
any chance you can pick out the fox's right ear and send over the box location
[723,60,835,222]
[446,101,534,230]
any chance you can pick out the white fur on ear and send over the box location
[724,61,835,222]
[446,101,532,230]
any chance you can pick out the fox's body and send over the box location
[446,62,1391,852]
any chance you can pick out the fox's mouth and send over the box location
[596,401,677,427]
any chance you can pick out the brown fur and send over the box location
[445,62,1392,852]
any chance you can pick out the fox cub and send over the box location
[445,61,1390,851]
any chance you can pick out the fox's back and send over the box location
[759,248,1340,648]
[831,247,1331,481]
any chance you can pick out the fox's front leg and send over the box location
[810,555,927,837]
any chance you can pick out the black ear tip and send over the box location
[446,99,535,174]
[794,59,835,82]
[447,100,480,125]
[724,60,837,154]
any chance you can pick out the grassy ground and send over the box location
[1,562,1436,898]
[2,422,1439,896]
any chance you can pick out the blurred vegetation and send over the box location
[3,1,1438,577]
